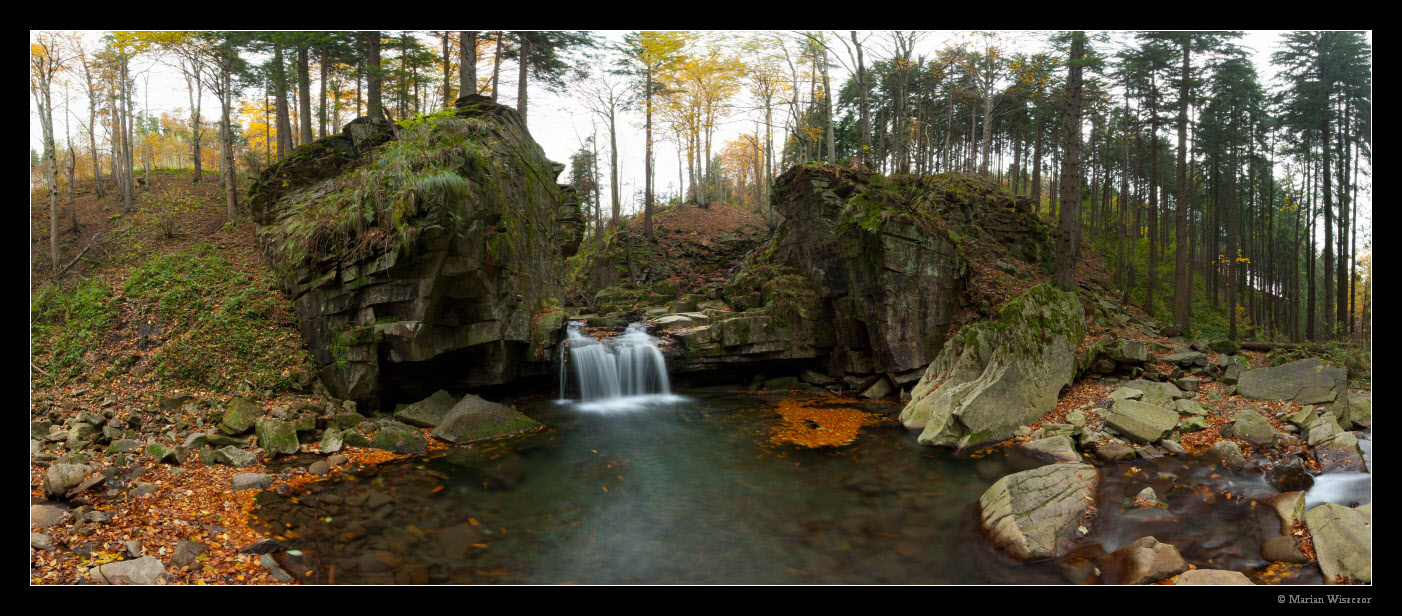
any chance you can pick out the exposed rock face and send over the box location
[977,462,1099,561]
[670,165,1051,394]
[249,98,584,409]
[900,283,1085,448]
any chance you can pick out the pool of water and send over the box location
[249,392,1365,585]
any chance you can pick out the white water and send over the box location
[558,322,679,411]
[1303,430,1372,509]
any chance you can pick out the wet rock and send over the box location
[977,463,1099,561]
[1261,535,1311,564]
[238,538,289,555]
[308,460,330,477]
[1312,432,1367,473]
[1305,503,1371,585]
[320,427,344,454]
[1097,536,1188,585]
[1208,440,1245,471]
[1096,443,1136,462]
[1348,395,1371,429]
[1264,458,1314,493]
[1174,569,1254,585]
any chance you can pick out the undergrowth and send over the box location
[30,277,116,387]
[122,243,317,392]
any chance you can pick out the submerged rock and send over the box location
[901,283,1085,449]
[977,462,1099,561]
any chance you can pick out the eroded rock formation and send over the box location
[249,96,584,409]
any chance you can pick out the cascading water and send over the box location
[558,321,676,410]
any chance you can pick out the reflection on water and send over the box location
[249,393,1368,585]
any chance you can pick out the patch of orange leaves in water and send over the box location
[768,396,884,448]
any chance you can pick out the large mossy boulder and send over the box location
[249,96,585,410]
[900,283,1085,449]
[977,462,1099,561]
[430,393,542,444]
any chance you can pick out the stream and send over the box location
[248,391,1369,585]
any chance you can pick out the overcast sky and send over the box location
[30,30,1370,247]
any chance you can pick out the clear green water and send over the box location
[251,391,1355,585]
[253,392,1070,584]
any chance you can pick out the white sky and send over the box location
[29,30,1370,251]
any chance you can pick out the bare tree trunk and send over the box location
[367,32,383,120]
[1054,31,1085,292]
[460,31,478,97]
[516,33,529,123]
[491,32,503,101]
[298,43,313,145]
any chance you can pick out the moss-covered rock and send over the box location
[250,98,584,410]
[900,283,1086,449]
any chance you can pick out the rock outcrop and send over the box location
[900,283,1085,448]
[657,164,1051,396]
[249,97,585,409]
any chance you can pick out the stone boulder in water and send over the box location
[430,393,541,444]
[900,283,1085,449]
[977,462,1099,561]
[249,96,584,410]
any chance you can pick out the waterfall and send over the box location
[559,322,675,409]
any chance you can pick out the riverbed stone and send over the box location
[1231,408,1278,448]
[1208,440,1245,471]
[1174,569,1255,585]
[1312,431,1367,473]
[1348,395,1371,429]
[1306,503,1371,585]
[1109,387,1144,402]
[1261,535,1311,564]
[977,462,1099,562]
[1014,435,1081,463]
[255,417,299,457]
[219,397,262,435]
[89,555,171,585]
[393,389,458,428]
[31,504,71,528]
[231,473,273,492]
[431,394,542,444]
[1237,358,1347,406]
[44,463,93,499]
[213,446,257,468]
[1122,379,1185,406]
[1097,536,1189,585]
[1103,399,1179,444]
[368,419,428,454]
